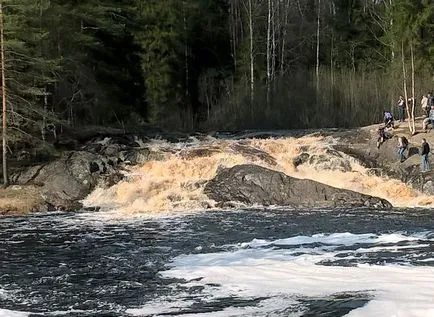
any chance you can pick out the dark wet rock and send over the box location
[204,164,392,209]
[103,144,121,157]
[309,149,353,172]
[183,180,208,191]
[9,151,118,210]
[100,171,125,188]
[16,150,31,161]
[332,144,378,169]
[120,148,165,165]
[84,142,103,154]
[292,152,310,167]
[179,146,222,159]
[422,179,434,195]
[89,161,100,173]
[229,143,277,166]
[293,150,353,172]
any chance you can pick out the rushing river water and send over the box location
[0,208,434,317]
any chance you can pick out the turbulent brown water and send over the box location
[84,132,434,213]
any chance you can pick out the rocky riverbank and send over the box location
[1,118,433,214]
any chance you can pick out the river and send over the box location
[1,208,433,316]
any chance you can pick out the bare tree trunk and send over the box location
[271,0,276,83]
[0,2,7,186]
[280,0,289,76]
[248,0,254,110]
[297,0,304,20]
[40,2,46,142]
[266,0,271,109]
[330,1,335,88]
[229,1,237,71]
[183,1,192,128]
[351,43,356,75]
[389,0,394,61]
[183,1,189,100]
[42,94,48,141]
[330,30,334,86]
[316,0,321,93]
[401,41,412,134]
[410,42,415,134]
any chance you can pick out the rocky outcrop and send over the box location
[9,151,122,210]
[6,134,171,212]
[330,126,434,195]
[204,164,392,209]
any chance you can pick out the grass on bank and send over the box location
[0,185,45,215]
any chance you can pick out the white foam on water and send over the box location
[0,309,93,317]
[44,309,92,316]
[127,296,303,317]
[0,309,29,317]
[127,232,434,317]
[242,232,430,249]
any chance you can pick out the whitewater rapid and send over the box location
[84,134,434,213]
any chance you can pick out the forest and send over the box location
[1,0,434,138]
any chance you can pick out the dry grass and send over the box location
[0,185,45,215]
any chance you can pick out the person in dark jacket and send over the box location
[396,96,406,122]
[420,138,430,172]
[376,125,392,149]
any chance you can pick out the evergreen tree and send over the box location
[134,0,183,124]
[3,0,59,139]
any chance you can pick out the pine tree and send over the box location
[134,0,183,124]
[3,0,60,141]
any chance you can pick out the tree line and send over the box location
[1,0,433,137]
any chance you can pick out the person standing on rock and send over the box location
[422,105,434,132]
[420,138,430,172]
[397,136,408,162]
[421,94,429,117]
[396,96,406,122]
[428,92,434,109]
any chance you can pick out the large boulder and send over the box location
[204,164,392,209]
[9,151,121,210]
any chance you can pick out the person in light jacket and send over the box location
[397,136,408,162]
[421,94,429,117]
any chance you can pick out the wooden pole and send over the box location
[0,2,8,186]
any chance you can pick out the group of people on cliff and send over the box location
[376,93,434,173]
[391,135,430,172]
[394,93,434,126]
